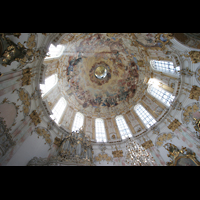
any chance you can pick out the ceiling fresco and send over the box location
[50,33,168,117]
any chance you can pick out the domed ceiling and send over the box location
[47,33,167,118]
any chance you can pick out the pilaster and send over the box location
[140,100,158,119]
[130,109,146,129]
[146,92,166,109]
[111,117,121,139]
[124,112,136,135]
[104,120,111,141]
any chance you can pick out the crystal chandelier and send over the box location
[125,138,156,166]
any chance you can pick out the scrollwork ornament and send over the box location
[164,143,200,166]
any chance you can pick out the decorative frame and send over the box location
[181,102,200,125]
[164,143,200,166]
[89,61,111,86]
[31,126,53,146]
[0,98,20,128]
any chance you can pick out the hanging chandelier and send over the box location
[125,138,156,166]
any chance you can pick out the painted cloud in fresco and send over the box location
[65,33,140,109]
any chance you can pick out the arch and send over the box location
[72,112,84,132]
[95,118,107,142]
[40,73,58,97]
[115,115,132,139]
[134,104,156,129]
[50,97,67,124]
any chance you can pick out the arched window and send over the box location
[115,115,132,139]
[72,112,84,132]
[50,97,67,124]
[134,104,156,129]
[45,44,64,60]
[148,84,175,107]
[150,60,180,74]
[40,74,58,97]
[95,118,107,142]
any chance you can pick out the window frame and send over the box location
[50,97,67,124]
[72,112,84,132]
[40,73,58,98]
[95,118,107,142]
[134,104,156,129]
[150,59,180,75]
[147,84,175,107]
[44,44,65,60]
[115,115,132,140]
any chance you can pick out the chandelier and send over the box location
[125,138,156,166]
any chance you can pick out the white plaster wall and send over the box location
[6,133,49,166]
[92,142,127,166]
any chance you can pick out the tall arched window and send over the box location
[45,44,64,60]
[148,84,175,107]
[95,118,107,142]
[150,60,180,74]
[72,112,84,132]
[50,97,67,124]
[134,104,156,128]
[115,115,132,139]
[40,73,58,97]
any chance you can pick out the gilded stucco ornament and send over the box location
[111,144,123,158]
[12,88,31,118]
[164,143,200,166]
[167,119,182,132]
[53,137,62,146]
[0,117,15,159]
[141,140,154,149]
[94,142,112,164]
[189,85,200,101]
[29,110,42,126]
[20,67,35,86]
[182,51,200,64]
[181,102,199,124]
[155,132,175,147]
[0,33,40,68]
[0,35,26,67]
[179,67,194,77]
[32,127,52,145]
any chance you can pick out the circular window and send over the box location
[95,66,107,79]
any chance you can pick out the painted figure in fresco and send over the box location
[65,33,140,110]
[94,96,102,105]
[66,54,82,75]
[135,33,158,47]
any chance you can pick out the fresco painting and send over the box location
[62,33,163,111]
[64,34,139,109]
